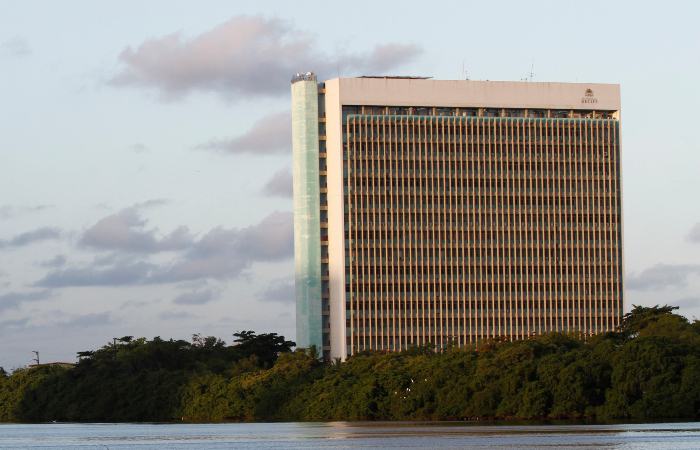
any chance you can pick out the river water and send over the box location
[0,421,699,449]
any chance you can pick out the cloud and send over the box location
[0,37,30,57]
[119,299,152,309]
[36,261,155,288]
[687,223,700,243]
[159,310,195,320]
[40,255,67,268]
[79,206,191,253]
[172,289,215,305]
[257,277,295,303]
[131,143,149,153]
[0,205,55,220]
[0,227,61,249]
[0,317,30,328]
[196,111,291,155]
[173,283,219,305]
[36,210,293,288]
[234,210,294,261]
[262,166,293,198]
[28,205,53,212]
[109,15,422,101]
[56,312,112,328]
[676,297,700,308]
[135,199,170,208]
[150,210,293,284]
[626,264,700,291]
[362,43,425,74]
[0,290,52,313]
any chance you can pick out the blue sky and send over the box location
[1,0,699,369]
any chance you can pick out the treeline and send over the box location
[2,305,700,421]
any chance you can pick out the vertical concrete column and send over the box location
[292,78,322,350]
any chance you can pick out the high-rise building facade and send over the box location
[292,75,623,361]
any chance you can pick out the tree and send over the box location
[191,334,226,349]
[233,331,295,367]
[618,305,682,339]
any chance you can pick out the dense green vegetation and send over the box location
[2,305,700,422]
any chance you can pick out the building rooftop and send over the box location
[359,76,432,80]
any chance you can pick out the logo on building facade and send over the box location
[582,88,598,104]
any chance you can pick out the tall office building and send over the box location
[292,74,623,361]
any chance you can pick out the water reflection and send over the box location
[0,421,699,449]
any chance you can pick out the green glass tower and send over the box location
[291,73,322,351]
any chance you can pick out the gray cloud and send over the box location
[1,205,55,220]
[0,37,30,57]
[196,111,291,155]
[173,282,219,305]
[676,297,700,308]
[135,199,170,209]
[93,203,113,211]
[28,205,53,212]
[0,290,52,313]
[626,264,700,291]
[36,261,155,288]
[119,300,152,309]
[57,312,112,328]
[257,277,295,303]
[109,15,422,101]
[159,311,196,320]
[131,143,149,153]
[234,210,294,261]
[172,289,216,305]
[91,252,139,267]
[35,210,293,288]
[686,223,700,243]
[150,210,293,284]
[0,317,30,328]
[262,166,293,198]
[363,43,425,74]
[79,206,191,253]
[40,255,67,268]
[0,227,61,249]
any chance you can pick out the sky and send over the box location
[1,0,699,369]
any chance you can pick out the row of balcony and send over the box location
[350,273,619,280]
[350,307,620,315]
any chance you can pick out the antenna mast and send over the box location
[460,59,470,81]
[31,351,39,365]
[527,60,535,82]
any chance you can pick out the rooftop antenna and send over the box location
[460,59,470,81]
[31,350,39,365]
[527,60,535,82]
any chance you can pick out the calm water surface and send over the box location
[0,421,699,449]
